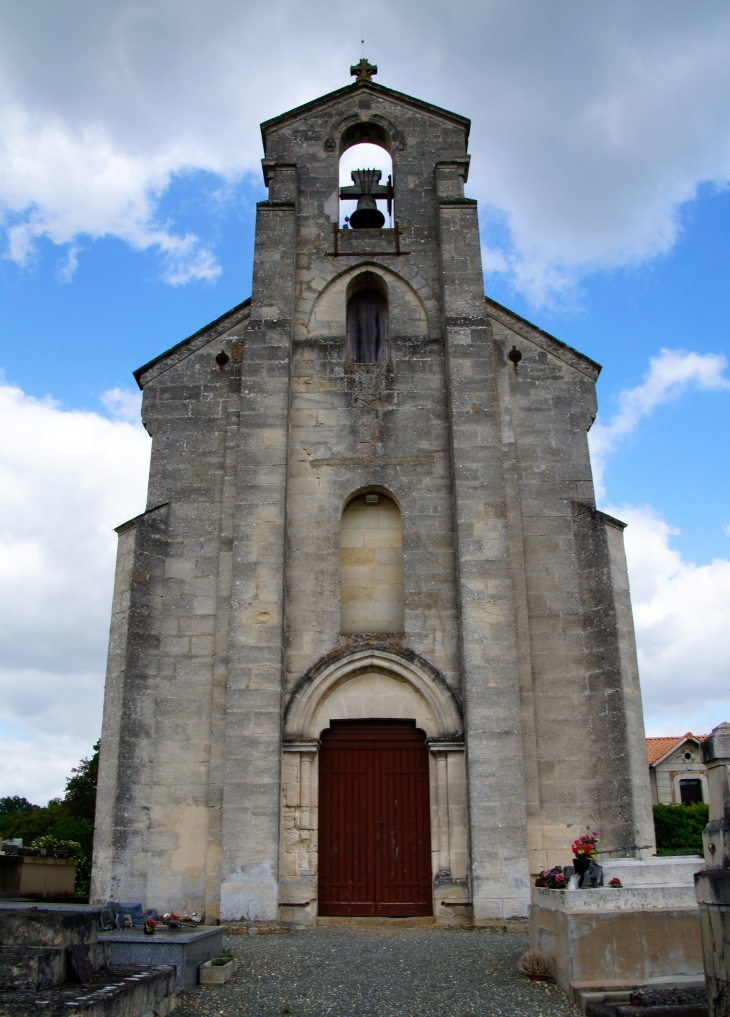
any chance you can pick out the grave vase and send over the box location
[573,857,591,878]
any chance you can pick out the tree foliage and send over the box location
[653,803,709,853]
[0,742,99,897]
[0,796,40,815]
[63,742,100,822]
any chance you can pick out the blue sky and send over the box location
[488,182,730,567]
[1,0,730,800]
[3,170,727,566]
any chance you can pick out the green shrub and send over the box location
[0,742,99,897]
[653,803,709,853]
[30,837,90,895]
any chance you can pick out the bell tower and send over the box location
[92,64,655,925]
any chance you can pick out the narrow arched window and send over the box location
[347,287,389,363]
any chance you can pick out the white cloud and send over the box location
[589,349,730,497]
[586,350,730,734]
[0,381,150,802]
[615,504,730,736]
[100,387,142,424]
[1,2,730,297]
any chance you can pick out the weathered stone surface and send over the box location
[602,857,704,888]
[531,887,703,995]
[0,964,176,1017]
[0,946,66,991]
[92,75,654,925]
[0,906,102,949]
[694,723,730,1017]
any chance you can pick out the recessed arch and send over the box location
[305,262,428,342]
[343,484,401,512]
[284,649,463,742]
[323,112,406,156]
[346,270,388,301]
[340,121,391,156]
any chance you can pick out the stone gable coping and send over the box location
[114,501,169,535]
[485,296,602,380]
[133,298,251,389]
[260,79,471,152]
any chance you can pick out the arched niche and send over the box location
[305,263,427,343]
[341,491,403,634]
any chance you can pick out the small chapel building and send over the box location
[91,62,656,924]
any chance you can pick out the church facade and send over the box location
[91,65,655,924]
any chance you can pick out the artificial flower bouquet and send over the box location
[534,866,567,889]
[571,832,598,859]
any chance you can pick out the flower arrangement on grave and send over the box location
[534,866,566,889]
[608,877,622,887]
[571,832,598,858]
[143,917,157,935]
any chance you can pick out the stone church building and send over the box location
[91,63,655,924]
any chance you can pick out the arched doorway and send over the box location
[318,719,432,917]
[280,649,470,923]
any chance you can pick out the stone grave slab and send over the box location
[98,926,224,989]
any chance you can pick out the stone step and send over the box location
[587,1005,707,1017]
[316,915,435,927]
[577,980,707,1013]
[0,963,177,1017]
[0,906,101,949]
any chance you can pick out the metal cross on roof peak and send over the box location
[350,58,377,83]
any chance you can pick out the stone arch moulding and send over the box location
[303,261,429,341]
[324,112,406,154]
[284,648,463,743]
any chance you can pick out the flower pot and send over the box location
[573,857,591,877]
[199,958,236,986]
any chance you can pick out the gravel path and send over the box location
[174,926,579,1017]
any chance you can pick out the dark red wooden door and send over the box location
[318,719,432,917]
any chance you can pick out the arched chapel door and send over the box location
[318,719,432,917]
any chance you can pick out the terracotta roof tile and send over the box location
[646,734,707,766]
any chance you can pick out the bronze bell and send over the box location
[348,169,386,229]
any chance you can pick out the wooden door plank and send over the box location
[317,720,432,917]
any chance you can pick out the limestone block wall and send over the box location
[92,304,251,914]
[486,302,654,870]
[92,502,170,905]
